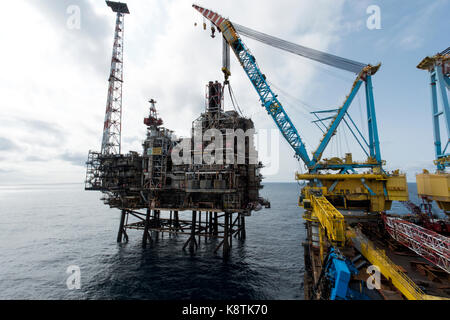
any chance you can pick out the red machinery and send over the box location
[144,99,163,127]
[401,201,450,235]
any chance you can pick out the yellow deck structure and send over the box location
[349,229,449,300]
[297,172,408,212]
[416,171,450,213]
[297,168,450,300]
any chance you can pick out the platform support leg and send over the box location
[155,210,160,240]
[241,214,246,240]
[174,210,180,232]
[229,213,233,248]
[209,212,213,238]
[205,211,209,242]
[198,211,202,245]
[190,210,197,252]
[214,212,218,236]
[223,212,230,258]
[142,208,151,248]
[117,209,126,243]
[183,210,198,253]
[169,210,173,237]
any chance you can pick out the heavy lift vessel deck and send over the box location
[193,5,450,299]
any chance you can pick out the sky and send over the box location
[0,0,449,184]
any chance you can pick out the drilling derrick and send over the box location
[101,1,130,155]
[142,99,172,192]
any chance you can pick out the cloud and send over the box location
[399,35,424,50]
[0,137,19,151]
[0,117,66,151]
[25,156,48,162]
[27,0,111,76]
[0,168,14,174]
[59,152,87,167]
[20,119,65,137]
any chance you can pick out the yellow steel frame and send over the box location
[297,172,408,212]
[349,229,449,300]
[219,20,239,44]
[359,238,424,300]
[310,195,345,246]
[302,182,449,300]
[416,172,450,212]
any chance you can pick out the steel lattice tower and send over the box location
[101,1,130,155]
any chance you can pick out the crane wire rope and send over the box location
[233,23,367,74]
[225,82,244,116]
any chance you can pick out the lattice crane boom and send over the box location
[101,1,130,155]
[383,215,450,274]
[193,5,311,165]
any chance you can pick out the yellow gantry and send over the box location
[416,171,450,213]
[297,171,408,212]
[310,195,345,246]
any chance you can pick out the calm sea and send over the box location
[0,182,440,299]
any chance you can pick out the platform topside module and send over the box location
[86,79,269,256]
[86,80,268,213]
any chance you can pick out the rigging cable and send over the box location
[233,22,367,74]
[226,82,244,116]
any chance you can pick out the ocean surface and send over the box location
[0,182,442,300]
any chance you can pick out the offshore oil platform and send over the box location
[86,1,450,299]
[85,1,268,258]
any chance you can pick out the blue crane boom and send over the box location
[227,34,312,165]
[193,5,382,172]
[193,5,311,165]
